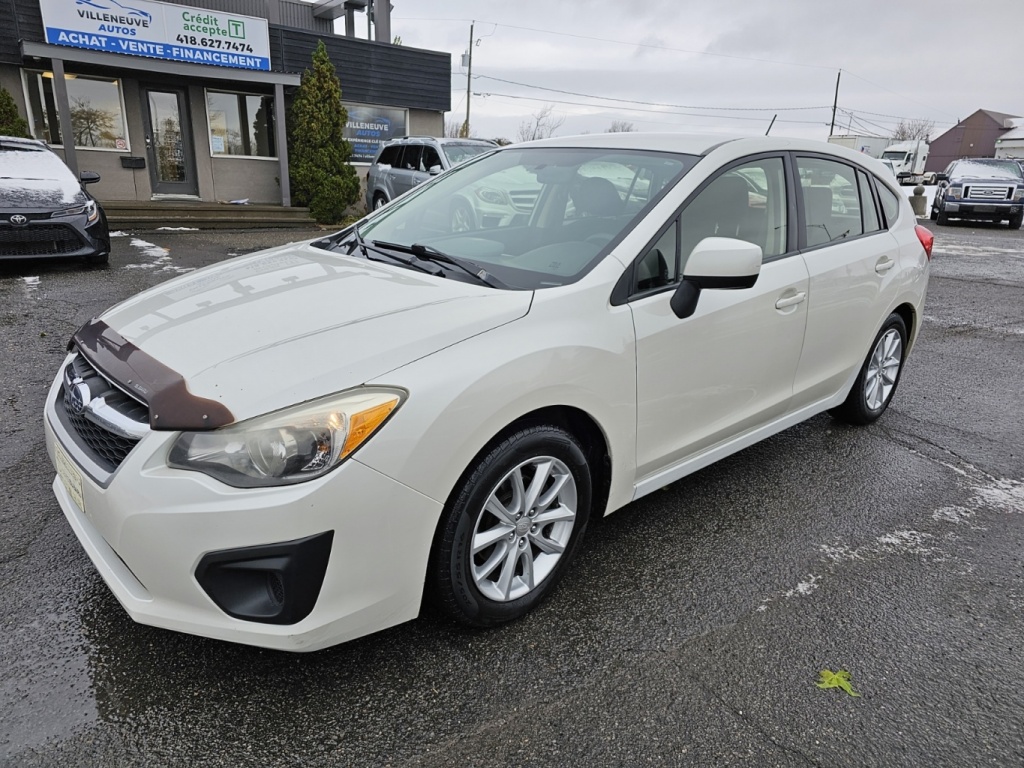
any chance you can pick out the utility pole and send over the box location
[463,20,474,138]
[829,69,841,137]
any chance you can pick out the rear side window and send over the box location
[400,145,423,171]
[876,182,901,227]
[796,157,863,246]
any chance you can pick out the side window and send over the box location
[634,219,679,293]
[857,170,882,233]
[421,145,442,172]
[876,182,901,227]
[679,156,788,269]
[796,157,863,246]
[377,145,400,166]
[401,145,423,171]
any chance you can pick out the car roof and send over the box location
[0,135,48,150]
[509,132,889,163]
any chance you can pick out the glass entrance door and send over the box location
[142,88,198,196]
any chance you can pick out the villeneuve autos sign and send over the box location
[39,0,272,71]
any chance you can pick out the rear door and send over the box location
[790,155,902,405]
[390,145,423,199]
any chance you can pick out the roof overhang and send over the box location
[21,42,301,86]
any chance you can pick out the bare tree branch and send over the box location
[515,105,565,143]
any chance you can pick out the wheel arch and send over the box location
[891,301,918,352]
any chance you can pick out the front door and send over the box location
[142,87,199,197]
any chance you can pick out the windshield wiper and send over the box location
[347,227,443,276]
[373,240,509,289]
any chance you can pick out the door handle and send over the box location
[875,257,896,274]
[775,291,806,309]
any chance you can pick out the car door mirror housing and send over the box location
[80,171,101,185]
[428,165,442,175]
[935,172,948,182]
[670,237,762,319]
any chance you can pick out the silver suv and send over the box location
[365,137,495,212]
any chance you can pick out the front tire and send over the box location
[429,425,592,627]
[1009,212,1023,230]
[373,194,388,210]
[450,200,475,233]
[936,205,949,225]
[831,313,908,426]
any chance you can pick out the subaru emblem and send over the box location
[68,381,92,416]
[9,214,27,226]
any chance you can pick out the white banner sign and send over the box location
[39,0,272,71]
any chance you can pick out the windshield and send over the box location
[357,146,697,289]
[442,143,493,166]
[952,160,1023,181]
[881,151,909,162]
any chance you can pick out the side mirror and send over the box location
[935,172,949,182]
[80,171,101,185]
[428,164,442,175]
[670,237,762,319]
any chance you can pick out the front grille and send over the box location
[963,185,1012,201]
[57,352,149,473]
[0,224,84,256]
[509,189,540,212]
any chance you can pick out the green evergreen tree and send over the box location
[288,40,360,223]
[0,84,30,138]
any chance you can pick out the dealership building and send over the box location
[0,0,451,206]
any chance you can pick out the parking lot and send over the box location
[1,218,1022,767]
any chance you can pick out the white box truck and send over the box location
[880,140,934,185]
[826,134,890,158]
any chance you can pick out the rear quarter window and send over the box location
[876,182,901,227]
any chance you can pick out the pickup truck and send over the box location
[931,158,1024,229]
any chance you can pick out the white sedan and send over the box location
[44,134,933,651]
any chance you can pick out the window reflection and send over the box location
[206,91,276,157]
[25,72,128,150]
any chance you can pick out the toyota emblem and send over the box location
[9,214,27,226]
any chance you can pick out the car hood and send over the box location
[99,242,533,421]
[0,177,88,210]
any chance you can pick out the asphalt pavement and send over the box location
[0,218,1022,767]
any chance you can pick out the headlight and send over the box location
[1013,187,1024,201]
[168,388,405,488]
[947,186,962,200]
[52,200,99,222]
[475,187,508,205]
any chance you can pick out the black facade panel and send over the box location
[274,28,451,113]
[0,0,21,64]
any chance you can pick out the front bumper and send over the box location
[941,201,1022,221]
[44,375,442,652]
[0,211,108,260]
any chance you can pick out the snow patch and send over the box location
[125,238,194,274]
[819,529,940,562]
[22,276,40,293]
[109,231,128,237]
[784,574,820,599]
[156,226,200,231]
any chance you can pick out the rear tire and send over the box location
[428,425,592,628]
[831,313,908,426]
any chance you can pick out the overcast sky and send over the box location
[358,0,1021,143]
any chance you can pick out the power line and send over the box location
[474,91,831,126]
[474,74,830,113]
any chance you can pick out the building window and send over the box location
[206,91,276,158]
[24,72,129,150]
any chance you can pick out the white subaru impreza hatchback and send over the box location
[44,134,932,651]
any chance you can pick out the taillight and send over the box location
[915,224,934,260]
